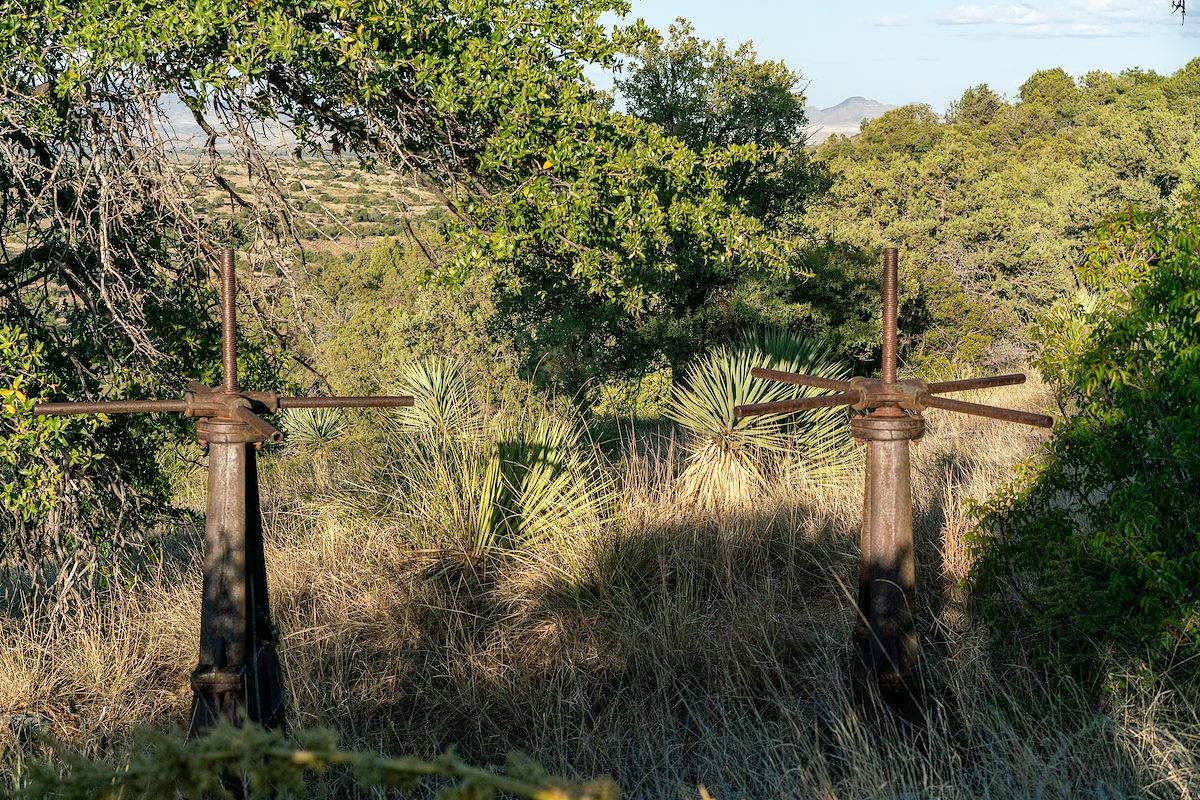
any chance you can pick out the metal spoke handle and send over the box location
[278,396,413,409]
[921,394,1051,428]
[35,399,189,415]
[735,392,859,417]
[926,373,1026,394]
[749,367,855,393]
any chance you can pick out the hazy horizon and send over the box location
[622,0,1197,112]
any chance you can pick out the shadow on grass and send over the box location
[273,479,1158,799]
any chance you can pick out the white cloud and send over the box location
[870,14,913,26]
[936,0,1175,36]
[940,4,1048,24]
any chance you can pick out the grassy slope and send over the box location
[2,380,1198,797]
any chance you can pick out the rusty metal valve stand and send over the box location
[735,247,1051,712]
[35,248,413,739]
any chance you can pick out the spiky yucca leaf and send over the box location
[667,329,855,506]
[281,406,348,450]
[390,403,609,559]
[475,410,609,555]
[390,357,481,438]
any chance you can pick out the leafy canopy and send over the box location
[5,0,779,309]
[496,18,829,394]
[0,0,786,580]
[619,18,824,225]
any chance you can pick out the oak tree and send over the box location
[0,0,780,585]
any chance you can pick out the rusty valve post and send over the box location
[35,248,413,748]
[735,246,1051,716]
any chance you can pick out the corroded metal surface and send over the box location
[33,247,413,745]
[737,246,1053,713]
[189,423,285,733]
[36,399,190,415]
[860,420,919,689]
[926,373,1026,394]
[735,392,859,416]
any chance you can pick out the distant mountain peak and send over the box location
[803,97,901,144]
[827,95,868,108]
[807,97,898,126]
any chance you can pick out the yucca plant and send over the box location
[389,357,481,439]
[280,406,348,450]
[279,406,350,491]
[390,401,609,562]
[475,409,609,555]
[667,328,855,508]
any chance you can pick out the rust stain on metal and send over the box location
[737,246,1052,715]
[34,247,413,743]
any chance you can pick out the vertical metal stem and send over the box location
[191,438,249,735]
[221,248,237,394]
[882,247,898,385]
[863,436,917,692]
[851,414,924,716]
[190,431,286,740]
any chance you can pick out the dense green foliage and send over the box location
[0,0,787,580]
[2,0,776,303]
[490,19,829,394]
[619,19,824,229]
[811,61,1200,372]
[968,198,1200,684]
[0,328,98,524]
[298,233,522,400]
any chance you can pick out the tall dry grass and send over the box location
[2,378,1198,798]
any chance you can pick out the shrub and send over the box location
[967,198,1200,686]
[14,722,616,799]
[387,397,608,559]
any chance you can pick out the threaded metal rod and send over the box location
[277,396,414,409]
[221,248,237,394]
[35,399,189,416]
[882,247,898,385]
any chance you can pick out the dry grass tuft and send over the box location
[3,377,1198,797]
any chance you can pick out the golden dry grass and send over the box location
[2,378,1198,797]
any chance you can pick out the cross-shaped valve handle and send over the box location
[735,247,1051,428]
[35,248,414,443]
[736,369,1051,428]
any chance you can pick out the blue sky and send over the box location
[614,0,1198,112]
